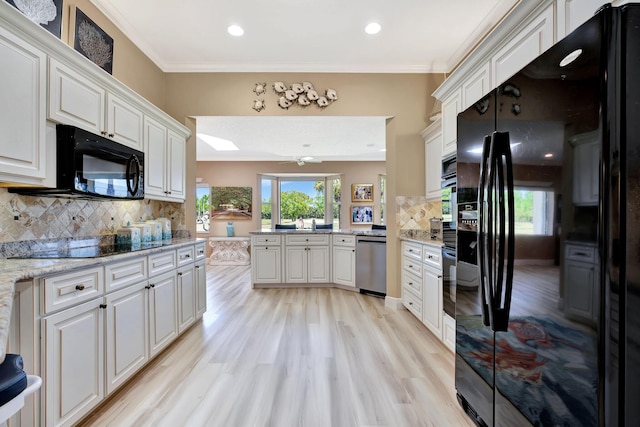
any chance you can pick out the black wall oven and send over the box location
[441,154,456,318]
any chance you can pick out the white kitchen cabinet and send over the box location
[442,313,456,352]
[491,4,554,87]
[441,89,461,157]
[252,235,283,284]
[557,0,607,40]
[571,131,599,206]
[148,270,178,357]
[105,282,148,395]
[284,234,331,284]
[195,260,207,318]
[0,24,50,186]
[332,235,356,287]
[43,298,104,427]
[564,242,599,324]
[48,59,145,150]
[462,62,491,110]
[422,118,443,200]
[144,116,186,202]
[177,264,196,334]
[422,245,443,339]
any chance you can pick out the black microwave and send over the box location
[11,125,144,199]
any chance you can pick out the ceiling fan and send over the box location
[280,156,323,166]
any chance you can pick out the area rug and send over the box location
[456,315,598,426]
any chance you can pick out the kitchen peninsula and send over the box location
[250,229,385,289]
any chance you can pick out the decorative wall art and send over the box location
[74,7,113,74]
[272,81,338,110]
[4,0,63,38]
[351,184,373,202]
[210,186,253,220]
[351,205,373,224]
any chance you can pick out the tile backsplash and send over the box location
[396,196,442,231]
[0,189,186,243]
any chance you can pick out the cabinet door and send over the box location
[285,246,307,283]
[425,127,443,200]
[43,299,104,427]
[564,260,595,322]
[422,267,443,339]
[442,313,456,352]
[167,130,186,201]
[144,116,167,198]
[308,246,330,283]
[106,93,143,150]
[0,25,47,183]
[333,245,355,287]
[491,5,554,86]
[48,58,105,134]
[177,265,196,334]
[557,0,606,40]
[441,89,461,157]
[573,137,599,206]
[195,260,207,318]
[105,282,148,395]
[253,247,282,283]
[148,271,178,357]
[462,62,491,110]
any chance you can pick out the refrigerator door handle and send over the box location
[478,134,492,327]
[489,131,515,332]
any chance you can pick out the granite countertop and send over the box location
[250,229,387,237]
[397,230,444,247]
[0,237,205,364]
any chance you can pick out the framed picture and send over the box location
[351,184,373,202]
[4,0,63,38]
[74,7,113,74]
[210,186,253,220]
[351,205,373,224]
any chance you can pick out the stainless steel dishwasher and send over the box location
[355,235,386,296]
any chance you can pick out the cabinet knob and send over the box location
[75,284,85,291]
[150,283,155,288]
[101,131,107,136]
[409,302,413,306]
[99,304,107,309]
[195,265,200,270]
[145,285,151,289]
[178,272,182,276]
[352,249,355,252]
[108,133,114,138]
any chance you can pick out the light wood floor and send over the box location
[77,265,474,427]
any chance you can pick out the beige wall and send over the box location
[195,161,385,251]
[164,72,443,298]
[59,0,166,108]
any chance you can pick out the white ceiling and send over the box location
[90,0,519,162]
[90,0,518,73]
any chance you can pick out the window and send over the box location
[260,175,341,229]
[513,188,554,236]
[196,183,210,233]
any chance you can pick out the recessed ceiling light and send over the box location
[197,133,239,151]
[364,22,381,35]
[227,25,244,37]
[559,49,582,67]
[544,153,554,158]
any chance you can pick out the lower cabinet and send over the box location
[284,236,331,284]
[195,260,207,318]
[422,266,443,339]
[177,264,196,334]
[564,242,599,325]
[442,313,456,352]
[105,282,149,395]
[43,299,104,427]
[332,235,356,287]
[148,270,178,357]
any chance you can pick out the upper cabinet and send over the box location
[0,24,51,186]
[461,63,491,111]
[557,0,609,40]
[144,117,186,202]
[421,118,443,200]
[0,1,190,187]
[441,89,461,157]
[48,59,143,150]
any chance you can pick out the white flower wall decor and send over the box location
[272,81,338,110]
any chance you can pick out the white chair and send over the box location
[0,375,42,427]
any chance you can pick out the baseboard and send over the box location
[384,296,404,310]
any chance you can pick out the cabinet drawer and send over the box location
[402,256,422,278]
[43,266,104,313]
[253,235,281,246]
[177,246,195,266]
[403,287,422,319]
[148,250,177,276]
[105,257,147,292]
[286,234,330,245]
[565,244,596,263]
[423,245,442,271]
[333,234,356,247]
[402,270,423,299]
[194,241,206,260]
[402,241,422,262]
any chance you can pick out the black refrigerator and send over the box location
[455,4,639,426]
